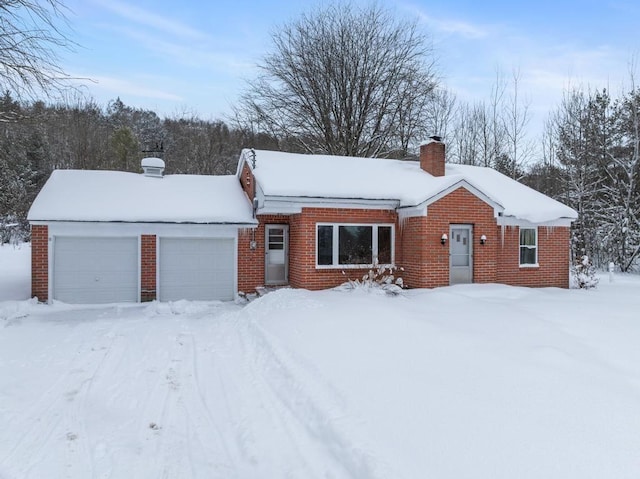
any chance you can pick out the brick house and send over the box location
[236,139,577,293]
[28,139,577,304]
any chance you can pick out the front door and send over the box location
[449,225,473,285]
[265,225,288,285]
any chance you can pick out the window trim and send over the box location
[315,223,395,269]
[519,227,538,267]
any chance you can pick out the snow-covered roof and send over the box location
[28,170,256,224]
[239,149,577,223]
[141,157,165,168]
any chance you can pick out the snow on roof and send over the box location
[241,149,577,223]
[446,164,577,223]
[244,149,461,205]
[141,157,165,168]
[28,170,256,224]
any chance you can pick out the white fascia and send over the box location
[39,221,253,238]
[496,216,575,227]
[398,180,505,219]
[258,196,400,214]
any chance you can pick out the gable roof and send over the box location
[28,169,256,225]
[239,149,577,224]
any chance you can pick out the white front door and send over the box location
[449,225,473,285]
[265,225,288,285]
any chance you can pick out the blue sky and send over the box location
[58,0,640,133]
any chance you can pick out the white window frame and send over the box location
[519,227,538,267]
[316,223,394,268]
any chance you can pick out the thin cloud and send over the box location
[92,0,210,41]
[77,74,184,102]
[412,9,489,39]
[109,25,256,74]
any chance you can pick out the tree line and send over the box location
[0,93,287,242]
[0,1,638,271]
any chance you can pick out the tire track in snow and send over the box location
[0,318,122,478]
[129,314,239,479]
[223,308,390,479]
[182,321,241,477]
[240,317,390,479]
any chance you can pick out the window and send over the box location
[316,224,394,267]
[519,227,537,266]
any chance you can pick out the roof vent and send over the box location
[141,157,165,178]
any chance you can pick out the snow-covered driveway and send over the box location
[1,270,640,478]
[0,297,390,479]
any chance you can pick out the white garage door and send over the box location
[159,238,235,301]
[53,237,138,304]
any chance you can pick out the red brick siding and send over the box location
[420,142,445,177]
[401,187,498,288]
[238,191,571,292]
[400,187,571,289]
[237,208,399,293]
[31,225,48,302]
[238,214,291,292]
[289,208,399,290]
[140,234,156,301]
[239,161,255,200]
[497,225,570,288]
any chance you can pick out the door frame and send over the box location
[449,224,473,285]
[265,224,289,285]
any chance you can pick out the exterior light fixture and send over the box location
[480,234,487,245]
[441,233,448,246]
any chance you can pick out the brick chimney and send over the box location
[420,136,445,177]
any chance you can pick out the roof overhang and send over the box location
[496,216,575,227]
[256,194,400,215]
[29,219,258,227]
[398,179,505,219]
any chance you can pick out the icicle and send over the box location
[501,224,505,248]
[546,225,556,238]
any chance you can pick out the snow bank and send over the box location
[0,242,30,301]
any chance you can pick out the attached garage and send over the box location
[158,237,235,301]
[27,161,257,304]
[53,237,138,304]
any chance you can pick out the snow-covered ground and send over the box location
[0,242,30,301]
[1,245,639,478]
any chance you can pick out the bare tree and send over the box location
[426,87,457,151]
[235,2,437,157]
[448,69,508,167]
[0,0,74,99]
[502,68,533,178]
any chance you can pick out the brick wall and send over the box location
[401,187,570,289]
[31,224,48,302]
[140,234,156,301]
[238,208,399,293]
[239,161,255,200]
[289,208,399,290]
[497,225,570,288]
[420,141,445,177]
[238,199,571,292]
[401,187,498,288]
[238,214,291,292]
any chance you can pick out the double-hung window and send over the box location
[519,227,538,266]
[317,224,393,267]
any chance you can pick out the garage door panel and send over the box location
[159,238,234,301]
[53,237,138,304]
